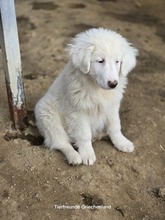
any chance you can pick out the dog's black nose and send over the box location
[108,80,118,89]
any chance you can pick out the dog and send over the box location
[35,28,138,165]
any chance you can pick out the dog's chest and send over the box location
[89,102,109,138]
[82,89,113,138]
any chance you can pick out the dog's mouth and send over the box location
[99,84,118,91]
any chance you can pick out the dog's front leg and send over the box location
[78,139,96,165]
[69,115,96,165]
[107,105,134,152]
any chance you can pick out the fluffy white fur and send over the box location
[35,28,138,165]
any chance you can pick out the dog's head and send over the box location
[67,28,138,90]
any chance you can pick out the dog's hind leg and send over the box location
[35,102,82,165]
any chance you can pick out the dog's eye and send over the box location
[116,60,119,64]
[98,59,105,63]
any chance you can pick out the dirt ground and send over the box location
[0,0,165,219]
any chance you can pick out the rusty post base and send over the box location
[6,77,27,130]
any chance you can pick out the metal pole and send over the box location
[0,0,27,130]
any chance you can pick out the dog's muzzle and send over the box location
[107,80,118,89]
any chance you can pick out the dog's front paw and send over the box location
[67,151,82,165]
[113,135,134,153]
[78,147,96,165]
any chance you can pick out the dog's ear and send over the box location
[121,44,138,76]
[67,39,94,74]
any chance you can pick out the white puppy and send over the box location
[35,28,138,165]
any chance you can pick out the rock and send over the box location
[158,187,165,199]
[80,173,92,183]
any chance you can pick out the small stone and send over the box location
[61,171,66,175]
[135,1,142,8]
[80,173,92,183]
[158,187,165,198]
[107,159,114,168]
[42,183,51,191]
